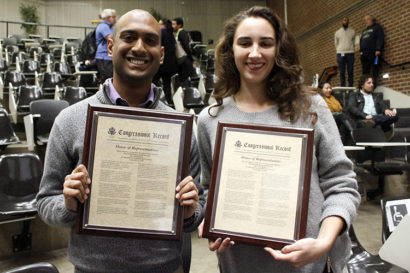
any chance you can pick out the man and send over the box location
[335,17,355,87]
[348,74,398,131]
[36,9,204,273]
[95,9,116,83]
[360,15,384,86]
[154,19,178,106]
[172,17,195,88]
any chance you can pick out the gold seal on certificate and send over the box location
[76,104,193,240]
[202,122,314,249]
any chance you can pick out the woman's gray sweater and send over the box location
[197,95,360,273]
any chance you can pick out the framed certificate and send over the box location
[76,104,193,240]
[202,122,314,249]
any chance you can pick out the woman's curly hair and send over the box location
[210,6,316,124]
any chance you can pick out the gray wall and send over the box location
[0,0,46,38]
[1,0,266,45]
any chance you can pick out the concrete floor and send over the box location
[0,199,383,273]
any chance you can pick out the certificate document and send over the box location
[203,122,313,248]
[77,104,193,240]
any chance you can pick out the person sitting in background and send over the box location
[348,74,398,132]
[320,82,353,144]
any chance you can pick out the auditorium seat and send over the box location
[76,72,99,94]
[4,71,26,92]
[29,99,69,146]
[0,58,8,73]
[0,153,42,217]
[29,47,43,58]
[62,86,87,105]
[39,53,54,68]
[183,87,205,110]
[10,52,27,66]
[171,74,181,96]
[41,72,63,95]
[0,153,43,253]
[352,128,410,199]
[0,108,20,151]
[22,60,41,77]
[347,226,407,273]
[53,62,71,77]
[17,85,43,112]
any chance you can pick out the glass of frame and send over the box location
[76,104,193,240]
[202,122,314,249]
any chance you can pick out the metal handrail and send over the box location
[0,20,95,39]
[380,57,410,69]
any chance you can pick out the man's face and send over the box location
[106,13,116,25]
[108,10,164,84]
[362,77,374,94]
[342,17,349,27]
[365,16,373,27]
[172,20,179,32]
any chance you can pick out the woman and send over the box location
[320,82,353,144]
[197,6,360,273]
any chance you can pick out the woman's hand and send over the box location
[197,220,234,253]
[264,237,331,268]
[265,216,344,268]
[209,237,235,253]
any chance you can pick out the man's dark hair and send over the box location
[173,17,184,27]
[162,18,173,34]
[358,74,373,89]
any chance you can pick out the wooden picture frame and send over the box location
[202,122,314,249]
[76,104,193,241]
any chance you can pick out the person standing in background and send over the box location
[172,17,196,88]
[360,15,384,86]
[335,17,355,87]
[154,19,178,107]
[95,9,116,83]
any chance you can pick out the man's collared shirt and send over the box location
[361,90,377,116]
[108,79,154,108]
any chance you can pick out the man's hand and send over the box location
[176,176,199,219]
[385,109,396,116]
[63,164,91,212]
[365,115,373,119]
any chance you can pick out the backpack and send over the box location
[80,29,97,61]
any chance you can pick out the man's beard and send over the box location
[343,23,348,29]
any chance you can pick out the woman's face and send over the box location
[322,83,332,97]
[233,17,276,86]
